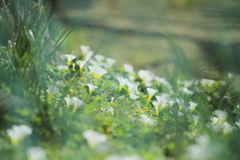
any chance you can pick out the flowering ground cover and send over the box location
[2,44,240,159]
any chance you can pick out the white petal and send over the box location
[57,65,68,70]
[138,70,154,82]
[95,54,105,62]
[85,51,94,61]
[87,83,98,90]
[48,85,60,94]
[72,97,84,107]
[76,60,87,68]
[65,54,76,61]
[130,92,139,100]
[83,130,107,147]
[214,110,227,122]
[147,88,157,97]
[123,64,134,74]
[106,58,116,67]
[189,102,197,110]
[64,97,72,106]
[27,147,47,160]
[80,45,90,53]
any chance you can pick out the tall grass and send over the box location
[0,0,72,142]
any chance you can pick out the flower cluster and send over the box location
[7,44,239,160]
[51,45,239,133]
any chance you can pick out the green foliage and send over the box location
[1,0,240,160]
[0,0,71,141]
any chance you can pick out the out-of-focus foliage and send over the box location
[61,0,240,79]
[1,0,240,160]
[0,0,70,140]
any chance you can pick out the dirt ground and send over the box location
[57,0,240,78]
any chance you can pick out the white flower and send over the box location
[145,82,153,87]
[211,117,219,125]
[87,83,98,94]
[147,88,157,102]
[72,97,84,112]
[129,92,139,100]
[80,45,90,52]
[48,85,59,94]
[57,65,68,71]
[83,130,107,148]
[95,54,105,62]
[123,64,134,74]
[176,98,185,111]
[65,54,76,66]
[152,101,159,113]
[95,67,108,79]
[156,94,169,104]
[89,60,100,67]
[27,147,47,160]
[76,60,87,72]
[101,62,109,69]
[64,97,72,108]
[140,114,156,126]
[126,81,138,94]
[105,155,143,160]
[214,110,227,123]
[85,51,94,61]
[64,97,84,112]
[182,88,194,95]
[222,122,233,134]
[88,65,97,74]
[155,77,172,89]
[106,58,116,68]
[193,115,199,125]
[210,114,232,133]
[200,79,215,86]
[138,70,154,85]
[72,97,84,106]
[152,101,166,115]
[152,94,169,115]
[89,66,108,79]
[7,124,32,145]
[182,80,195,87]
[189,102,197,111]
[129,76,135,81]
[117,77,129,91]
[80,45,90,56]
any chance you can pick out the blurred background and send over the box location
[53,0,240,78]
